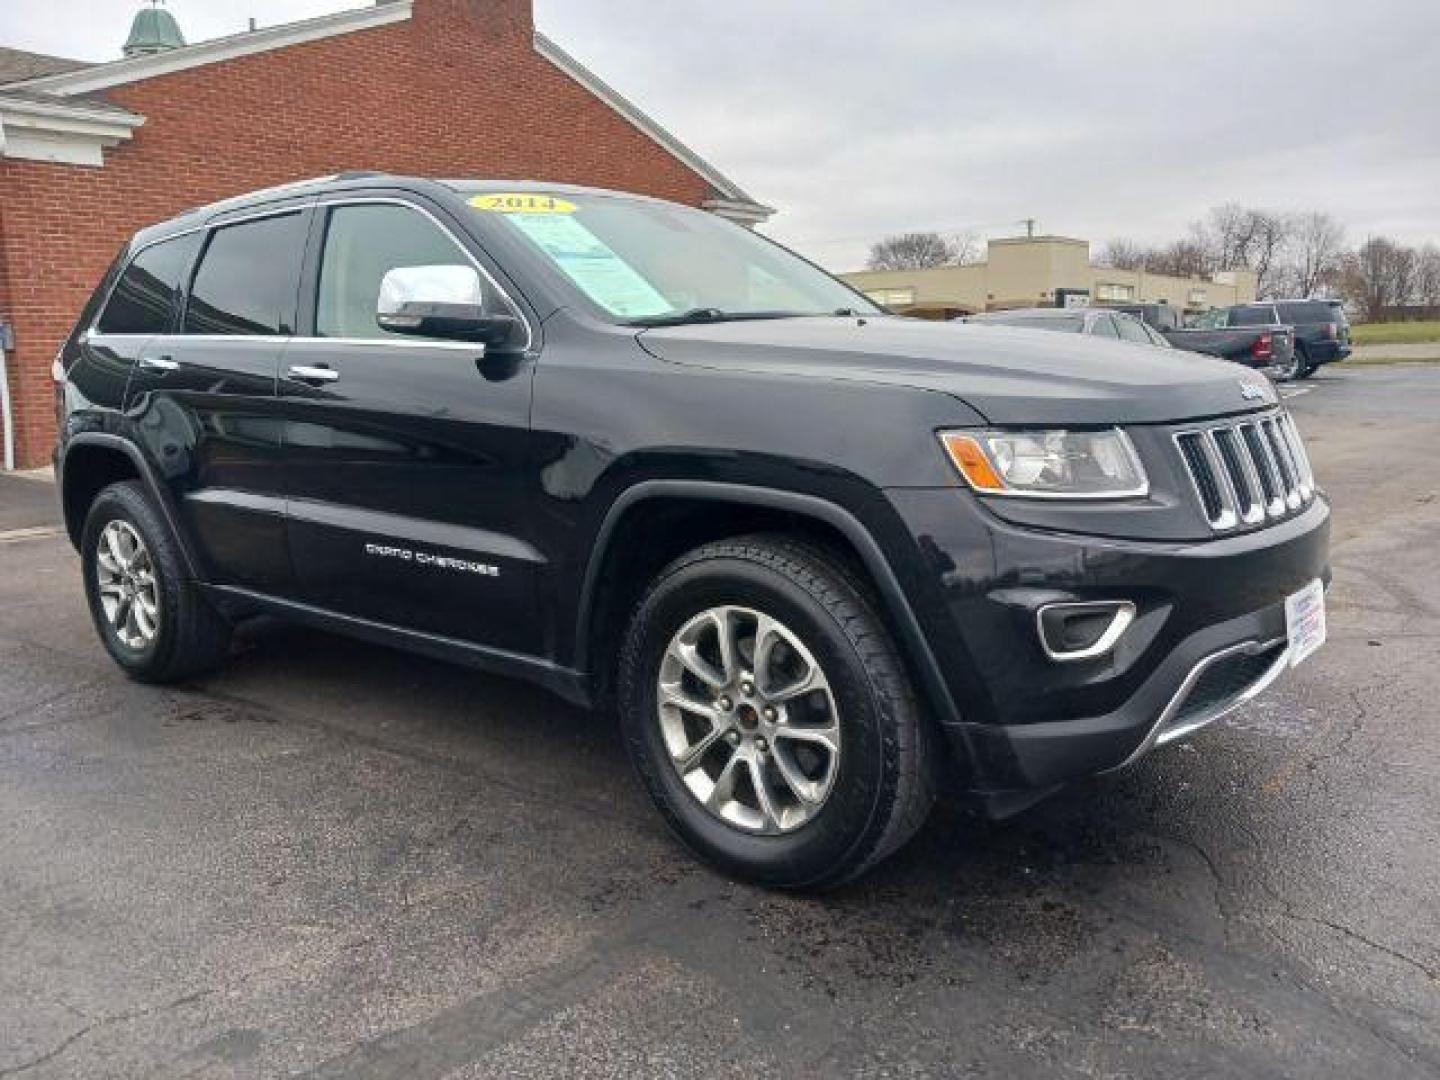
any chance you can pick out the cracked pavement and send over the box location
[1,365,1437,1077]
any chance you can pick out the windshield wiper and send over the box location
[626,308,811,328]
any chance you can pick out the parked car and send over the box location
[961,306,1173,348]
[1224,300,1351,378]
[54,175,1330,887]
[1114,302,1297,376]
[1111,302,1183,332]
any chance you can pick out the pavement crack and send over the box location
[1285,910,1439,986]
[0,989,212,1077]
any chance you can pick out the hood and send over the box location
[638,316,1278,425]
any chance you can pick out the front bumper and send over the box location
[884,490,1331,797]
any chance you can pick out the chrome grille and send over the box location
[1174,410,1315,531]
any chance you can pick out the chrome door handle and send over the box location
[287,365,340,383]
[139,355,178,372]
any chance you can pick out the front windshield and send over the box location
[462,189,878,324]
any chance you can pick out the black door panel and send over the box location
[279,338,539,651]
[276,198,540,650]
[124,336,288,590]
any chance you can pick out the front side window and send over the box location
[464,189,877,324]
[184,212,307,336]
[97,233,202,335]
[316,203,497,340]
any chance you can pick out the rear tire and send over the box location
[1274,347,1304,381]
[1296,346,1317,379]
[617,534,938,889]
[81,481,232,683]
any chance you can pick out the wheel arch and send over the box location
[575,480,966,734]
[59,434,201,579]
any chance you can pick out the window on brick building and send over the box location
[97,232,202,335]
[184,212,307,336]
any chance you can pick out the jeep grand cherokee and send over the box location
[54,175,1330,887]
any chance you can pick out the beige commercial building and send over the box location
[841,235,1257,319]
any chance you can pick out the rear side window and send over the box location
[184,212,308,335]
[97,233,202,335]
[1088,315,1120,338]
[1229,305,1278,326]
[1277,301,1342,324]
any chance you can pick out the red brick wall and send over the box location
[0,0,716,467]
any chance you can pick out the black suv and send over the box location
[54,175,1331,887]
[1225,299,1351,378]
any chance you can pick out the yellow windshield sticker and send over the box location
[469,193,577,215]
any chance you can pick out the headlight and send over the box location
[939,428,1148,498]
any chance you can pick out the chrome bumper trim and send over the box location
[1110,636,1290,772]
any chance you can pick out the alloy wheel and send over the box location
[95,520,160,650]
[656,605,841,834]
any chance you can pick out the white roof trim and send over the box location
[0,95,144,166]
[533,31,772,221]
[6,2,413,97]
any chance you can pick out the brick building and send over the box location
[0,0,771,469]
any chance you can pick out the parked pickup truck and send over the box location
[54,175,1330,887]
[1222,300,1351,379]
[1115,303,1297,377]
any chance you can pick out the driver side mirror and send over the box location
[376,264,519,348]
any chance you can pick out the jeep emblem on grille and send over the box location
[1238,380,1267,401]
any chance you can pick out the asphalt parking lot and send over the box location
[2,363,1437,1079]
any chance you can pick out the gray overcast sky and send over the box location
[3,0,1437,269]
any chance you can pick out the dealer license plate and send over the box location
[1285,579,1326,667]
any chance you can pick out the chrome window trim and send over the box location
[88,204,308,338]
[87,194,535,354]
[308,196,535,354]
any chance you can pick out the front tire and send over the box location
[617,535,938,888]
[81,481,232,683]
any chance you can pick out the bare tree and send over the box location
[1185,205,1294,294]
[1146,239,1212,279]
[950,230,983,267]
[1097,239,1148,270]
[1340,237,1410,321]
[1286,212,1346,297]
[1416,244,1440,308]
[866,232,957,271]
[1248,212,1291,296]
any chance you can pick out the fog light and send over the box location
[1037,601,1136,662]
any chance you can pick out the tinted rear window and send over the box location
[184,212,308,336]
[1277,301,1345,324]
[1229,305,1279,326]
[97,233,202,335]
